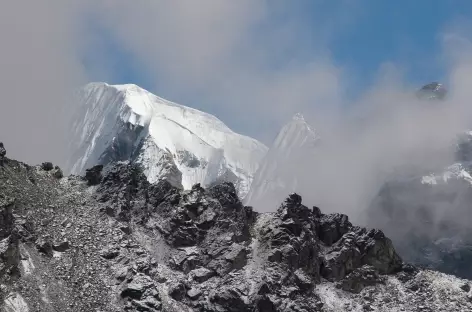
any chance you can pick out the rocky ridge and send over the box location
[0,156,471,311]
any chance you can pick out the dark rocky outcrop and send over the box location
[337,265,385,293]
[40,162,54,171]
[0,196,20,283]
[318,213,351,246]
[97,121,145,166]
[85,164,103,185]
[51,165,63,179]
[0,159,471,311]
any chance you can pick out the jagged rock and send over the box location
[267,249,282,263]
[180,255,200,274]
[168,281,187,301]
[52,240,70,252]
[100,245,120,259]
[0,197,15,239]
[52,166,63,179]
[121,274,156,300]
[0,235,19,279]
[292,269,315,292]
[187,287,202,300]
[120,225,131,235]
[321,232,362,280]
[130,297,162,312]
[209,287,250,312]
[354,228,402,274]
[35,237,53,257]
[134,255,157,275]
[114,265,130,281]
[13,216,35,242]
[1,158,471,311]
[337,265,385,293]
[190,267,215,283]
[321,228,402,281]
[85,164,103,186]
[312,206,322,218]
[41,162,53,171]
[318,213,352,246]
[255,295,277,312]
[224,243,248,270]
[461,283,471,292]
[265,194,321,281]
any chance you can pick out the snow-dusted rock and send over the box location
[1,151,472,311]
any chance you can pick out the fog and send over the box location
[2,1,472,226]
[0,2,91,166]
[294,75,472,221]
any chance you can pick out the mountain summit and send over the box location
[244,113,319,210]
[65,83,267,198]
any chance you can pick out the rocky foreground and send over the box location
[0,157,471,311]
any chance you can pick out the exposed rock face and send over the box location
[85,164,103,185]
[40,162,54,171]
[0,196,19,283]
[366,133,472,280]
[0,158,471,311]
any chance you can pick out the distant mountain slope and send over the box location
[244,113,319,210]
[365,131,472,279]
[66,82,267,197]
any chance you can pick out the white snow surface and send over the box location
[317,270,472,311]
[244,113,319,210]
[421,162,472,185]
[4,293,29,312]
[66,82,267,197]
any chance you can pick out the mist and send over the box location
[296,74,472,221]
[0,2,93,166]
[2,1,472,229]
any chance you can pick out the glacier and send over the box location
[65,82,267,197]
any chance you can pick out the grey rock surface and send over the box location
[0,158,470,311]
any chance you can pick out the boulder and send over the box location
[318,213,352,246]
[337,265,385,293]
[35,237,53,257]
[52,240,70,252]
[190,267,215,283]
[85,165,103,186]
[51,166,63,179]
[41,162,54,171]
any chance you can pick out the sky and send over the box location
[2,1,472,167]
[81,0,472,141]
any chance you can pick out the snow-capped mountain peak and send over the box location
[272,113,318,151]
[66,82,268,197]
[244,113,319,210]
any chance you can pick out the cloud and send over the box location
[87,1,353,141]
[0,1,90,165]
[4,0,472,238]
[0,1,357,164]
[241,26,472,222]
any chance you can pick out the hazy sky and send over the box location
[1,0,472,168]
